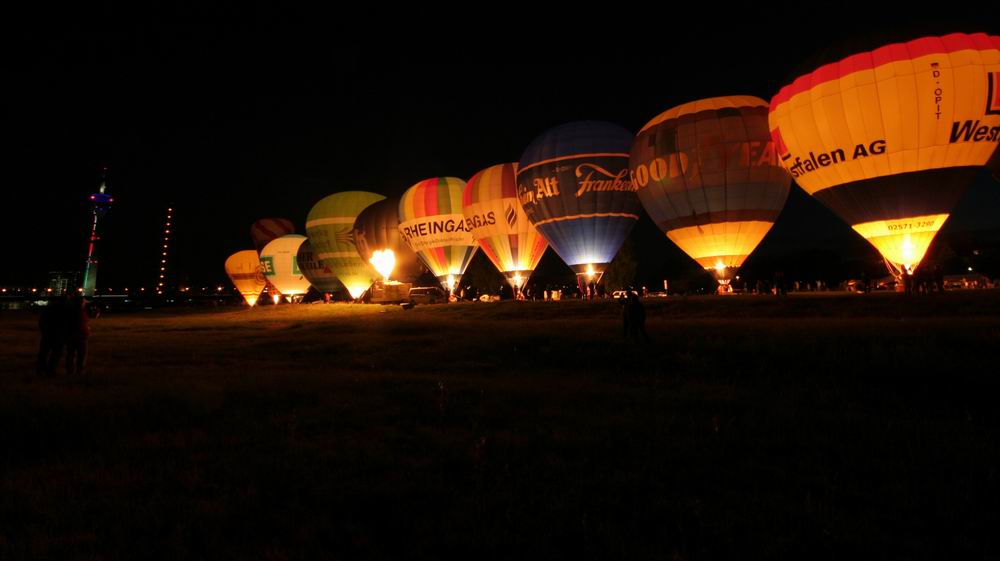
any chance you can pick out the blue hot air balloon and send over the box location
[517,121,641,283]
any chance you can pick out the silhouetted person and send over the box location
[625,292,650,344]
[65,294,91,376]
[621,293,631,340]
[37,294,69,376]
[902,270,914,296]
[773,271,786,296]
[933,264,945,293]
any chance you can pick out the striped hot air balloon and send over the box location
[631,96,791,287]
[769,32,1000,274]
[259,234,311,302]
[250,218,296,252]
[517,121,641,283]
[295,239,344,295]
[224,250,266,307]
[306,191,386,299]
[398,177,477,293]
[352,197,424,284]
[463,163,548,291]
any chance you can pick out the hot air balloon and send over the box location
[224,250,266,306]
[306,191,386,299]
[631,96,791,289]
[769,32,1000,275]
[463,163,548,292]
[517,121,641,285]
[296,239,344,295]
[352,197,424,283]
[259,234,311,302]
[251,218,296,252]
[398,177,478,293]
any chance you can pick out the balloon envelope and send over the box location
[463,163,548,287]
[769,32,1000,271]
[398,177,478,291]
[631,96,791,278]
[259,234,311,298]
[251,218,296,252]
[352,197,424,283]
[296,239,344,294]
[306,191,385,299]
[224,250,266,306]
[517,121,641,280]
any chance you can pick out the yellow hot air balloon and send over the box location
[306,191,386,299]
[769,32,1000,273]
[224,250,266,306]
[260,234,311,302]
[398,177,478,293]
[463,163,548,291]
[631,96,791,288]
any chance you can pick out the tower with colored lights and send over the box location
[81,167,113,297]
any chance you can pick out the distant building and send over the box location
[48,271,81,295]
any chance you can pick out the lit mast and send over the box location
[81,166,113,297]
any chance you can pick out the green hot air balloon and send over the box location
[306,191,386,299]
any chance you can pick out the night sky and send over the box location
[5,8,999,290]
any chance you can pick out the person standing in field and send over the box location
[625,291,650,344]
[37,294,69,377]
[65,294,92,376]
[621,292,632,341]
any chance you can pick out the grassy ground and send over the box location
[1,292,999,560]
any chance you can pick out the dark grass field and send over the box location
[2,292,999,560]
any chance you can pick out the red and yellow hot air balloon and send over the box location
[769,32,1000,274]
[398,177,477,293]
[631,96,791,288]
[463,163,548,292]
[250,218,296,253]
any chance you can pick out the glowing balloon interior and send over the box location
[352,197,424,283]
[369,249,396,282]
[398,177,478,292]
[517,121,641,282]
[306,191,386,299]
[463,162,548,288]
[259,234,311,300]
[769,32,1000,271]
[631,95,791,283]
[224,250,267,306]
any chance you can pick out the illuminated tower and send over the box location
[81,167,113,297]
[156,204,174,295]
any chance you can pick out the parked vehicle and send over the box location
[409,286,448,305]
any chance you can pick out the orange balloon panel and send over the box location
[224,250,266,306]
[463,163,548,285]
[667,221,779,270]
[769,32,1000,268]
